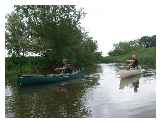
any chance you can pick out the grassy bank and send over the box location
[5,56,98,85]
[5,57,55,84]
[102,47,156,68]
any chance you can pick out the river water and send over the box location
[5,63,156,118]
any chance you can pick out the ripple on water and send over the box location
[5,63,156,118]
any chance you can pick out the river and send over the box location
[5,63,156,118]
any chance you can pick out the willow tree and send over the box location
[5,12,29,57]
[6,5,99,68]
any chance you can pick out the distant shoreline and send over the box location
[101,47,156,68]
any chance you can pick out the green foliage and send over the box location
[5,12,29,56]
[5,5,101,71]
[136,48,156,67]
[102,35,156,68]
[139,35,156,48]
[5,5,101,84]
[108,35,156,57]
[103,48,156,68]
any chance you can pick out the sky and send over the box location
[79,0,157,55]
[1,0,158,56]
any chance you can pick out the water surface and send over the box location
[5,63,156,117]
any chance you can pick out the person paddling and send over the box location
[127,54,139,69]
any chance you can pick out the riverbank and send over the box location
[101,47,156,68]
[5,56,98,85]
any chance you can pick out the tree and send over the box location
[108,35,156,56]
[150,35,156,47]
[138,35,156,48]
[5,5,100,67]
[5,12,29,57]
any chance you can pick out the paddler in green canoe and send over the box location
[127,54,139,69]
[54,59,74,74]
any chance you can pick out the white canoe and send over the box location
[119,69,141,79]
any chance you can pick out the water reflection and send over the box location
[6,76,100,118]
[133,81,139,92]
[119,76,140,93]
[5,63,156,118]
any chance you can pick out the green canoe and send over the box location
[17,71,84,86]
